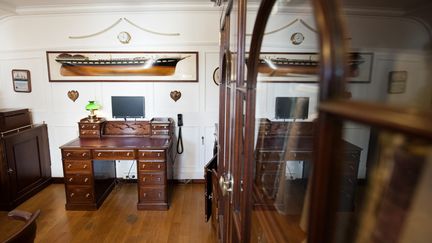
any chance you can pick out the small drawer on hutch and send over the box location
[64,174,93,185]
[66,185,94,203]
[138,150,165,160]
[151,130,169,136]
[93,150,135,160]
[139,172,165,185]
[80,124,100,130]
[62,150,91,160]
[80,130,101,137]
[151,124,170,130]
[139,186,166,201]
[138,162,165,171]
[63,160,92,173]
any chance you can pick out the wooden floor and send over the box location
[0,183,217,243]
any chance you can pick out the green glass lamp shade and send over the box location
[85,101,100,121]
[85,101,100,111]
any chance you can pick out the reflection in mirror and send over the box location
[250,1,319,242]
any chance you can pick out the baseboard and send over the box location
[51,177,64,184]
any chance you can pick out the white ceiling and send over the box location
[0,0,430,11]
[0,0,431,21]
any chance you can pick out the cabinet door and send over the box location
[4,125,51,201]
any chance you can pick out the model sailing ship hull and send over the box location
[55,53,185,76]
[256,53,364,77]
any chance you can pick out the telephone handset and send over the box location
[176,114,184,154]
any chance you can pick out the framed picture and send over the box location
[12,69,32,92]
[254,52,373,83]
[46,51,199,82]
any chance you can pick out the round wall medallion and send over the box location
[117,31,131,44]
[291,32,305,45]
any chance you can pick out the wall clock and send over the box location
[117,31,131,44]
[291,32,305,45]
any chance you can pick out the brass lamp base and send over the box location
[88,110,97,122]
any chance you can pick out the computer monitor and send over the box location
[275,97,309,120]
[111,96,145,119]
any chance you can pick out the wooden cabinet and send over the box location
[78,118,105,138]
[0,123,51,210]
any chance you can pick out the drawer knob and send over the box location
[157,153,160,157]
[157,178,161,181]
[262,165,266,169]
[294,153,297,158]
[98,153,102,156]
[66,152,71,157]
[86,193,91,198]
[143,193,147,197]
[92,131,96,135]
[142,164,146,168]
[82,131,86,134]
[157,165,161,169]
[92,125,96,129]
[82,152,87,157]
[70,193,75,197]
[126,152,130,156]
[84,178,89,183]
[81,125,85,129]
[142,152,145,156]
[158,193,161,198]
[143,178,146,182]
[67,164,72,169]
[68,178,73,182]
[83,164,88,169]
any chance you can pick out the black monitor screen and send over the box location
[111,96,145,119]
[275,97,309,119]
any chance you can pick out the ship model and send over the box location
[55,53,188,76]
[254,53,365,77]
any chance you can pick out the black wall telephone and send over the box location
[176,114,184,154]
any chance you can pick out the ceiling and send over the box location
[0,0,431,23]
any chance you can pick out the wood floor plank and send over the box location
[0,183,217,243]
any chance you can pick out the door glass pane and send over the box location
[250,0,318,241]
[333,122,432,243]
[339,1,432,110]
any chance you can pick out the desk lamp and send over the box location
[85,101,100,122]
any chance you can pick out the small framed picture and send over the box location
[12,69,31,93]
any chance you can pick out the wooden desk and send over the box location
[60,118,174,211]
[254,119,362,211]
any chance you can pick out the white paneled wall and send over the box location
[0,5,430,179]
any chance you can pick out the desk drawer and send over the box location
[62,150,91,160]
[139,186,166,201]
[286,151,310,161]
[257,162,282,173]
[139,172,165,185]
[66,185,94,203]
[138,150,165,161]
[65,174,93,185]
[138,162,165,171]
[80,123,100,130]
[256,151,283,161]
[80,130,101,137]
[64,160,92,173]
[151,130,169,136]
[93,150,135,160]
